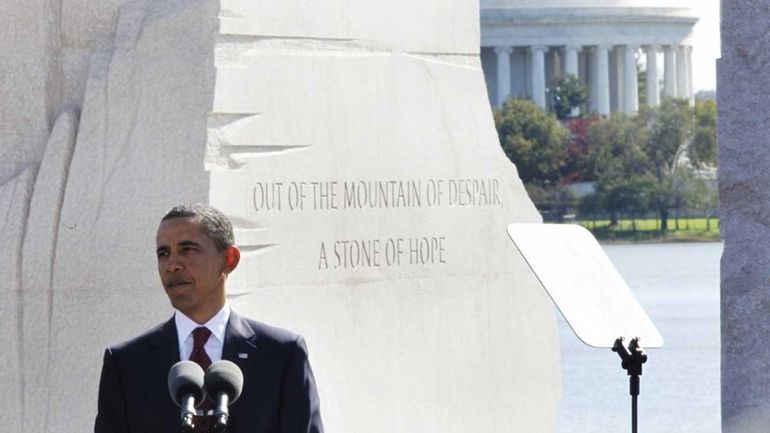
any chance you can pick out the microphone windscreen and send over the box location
[204,360,244,404]
[168,361,205,406]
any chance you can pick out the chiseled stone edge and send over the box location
[20,110,78,433]
[0,166,37,433]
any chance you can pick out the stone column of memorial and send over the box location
[720,2,770,432]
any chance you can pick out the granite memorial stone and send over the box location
[720,2,770,432]
[0,1,560,432]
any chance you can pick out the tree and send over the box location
[649,165,701,230]
[690,174,719,230]
[602,176,655,230]
[636,97,694,230]
[494,97,568,184]
[547,75,588,120]
[525,183,577,222]
[577,191,604,228]
[586,113,648,183]
[637,98,692,179]
[583,113,648,225]
[562,117,601,183]
[690,98,717,168]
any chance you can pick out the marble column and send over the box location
[510,48,528,98]
[494,46,513,106]
[624,45,639,114]
[677,45,688,99]
[687,46,695,104]
[565,45,580,78]
[645,45,660,107]
[664,45,677,97]
[595,44,611,116]
[614,46,626,113]
[587,47,598,112]
[531,45,547,109]
[565,45,580,116]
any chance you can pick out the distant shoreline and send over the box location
[598,237,723,245]
[571,218,721,244]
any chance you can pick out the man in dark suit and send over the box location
[94,204,323,433]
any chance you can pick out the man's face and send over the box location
[156,216,227,322]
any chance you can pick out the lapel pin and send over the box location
[239,353,248,359]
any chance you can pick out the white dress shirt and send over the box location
[175,303,231,362]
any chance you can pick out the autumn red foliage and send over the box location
[560,116,601,184]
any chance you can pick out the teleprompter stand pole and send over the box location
[612,337,647,433]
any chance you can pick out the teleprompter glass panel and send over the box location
[507,223,663,348]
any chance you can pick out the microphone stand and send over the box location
[612,337,648,433]
[207,393,229,433]
[179,394,197,433]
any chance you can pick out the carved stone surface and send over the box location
[20,110,78,433]
[0,167,37,433]
[719,2,770,433]
[0,1,560,432]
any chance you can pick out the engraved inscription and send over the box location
[251,178,498,270]
[252,178,501,212]
[318,236,447,270]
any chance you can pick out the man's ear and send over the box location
[224,246,241,273]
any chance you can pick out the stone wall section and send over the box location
[720,2,770,432]
[0,1,561,432]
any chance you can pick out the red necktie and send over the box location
[190,327,212,370]
[189,327,212,432]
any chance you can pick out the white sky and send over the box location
[689,0,720,91]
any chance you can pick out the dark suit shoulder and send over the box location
[106,318,175,356]
[231,313,305,353]
[243,316,301,343]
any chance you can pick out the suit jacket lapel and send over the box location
[148,317,182,433]
[151,316,181,363]
[223,310,258,365]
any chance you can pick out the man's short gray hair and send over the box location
[161,203,234,251]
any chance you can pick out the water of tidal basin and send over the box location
[558,242,721,433]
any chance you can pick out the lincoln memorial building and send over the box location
[480,0,698,115]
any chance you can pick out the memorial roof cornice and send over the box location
[481,7,698,26]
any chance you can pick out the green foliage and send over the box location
[492,89,717,230]
[635,98,694,229]
[688,172,719,230]
[637,97,693,181]
[576,217,721,242]
[604,176,656,218]
[525,183,576,222]
[493,97,568,184]
[547,75,588,120]
[579,98,713,230]
[690,98,717,168]
[647,166,703,230]
[577,191,603,217]
[586,113,647,182]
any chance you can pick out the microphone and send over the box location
[168,361,206,433]
[204,360,244,433]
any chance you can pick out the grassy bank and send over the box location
[575,217,721,243]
